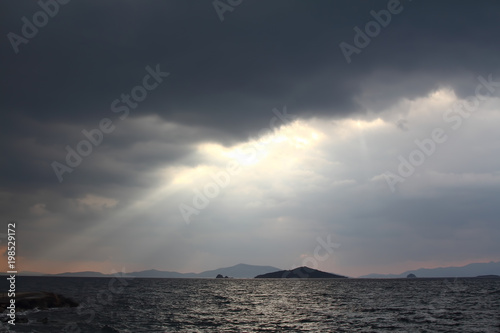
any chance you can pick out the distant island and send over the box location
[476,275,500,279]
[255,266,347,279]
[359,261,500,278]
[5,261,500,279]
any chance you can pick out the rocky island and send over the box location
[255,266,347,279]
[216,274,230,278]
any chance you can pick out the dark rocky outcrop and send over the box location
[215,274,230,278]
[101,325,120,332]
[0,292,78,313]
[406,273,417,278]
[14,316,28,323]
[255,266,347,279]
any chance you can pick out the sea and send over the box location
[0,276,499,332]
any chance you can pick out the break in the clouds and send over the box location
[1,0,500,277]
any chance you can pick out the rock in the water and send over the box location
[0,292,78,313]
[407,273,417,278]
[101,324,120,332]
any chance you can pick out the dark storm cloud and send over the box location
[2,0,500,189]
[4,0,500,131]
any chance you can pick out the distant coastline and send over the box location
[2,261,499,279]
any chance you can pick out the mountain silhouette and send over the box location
[255,266,347,278]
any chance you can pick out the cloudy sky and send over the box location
[1,0,499,277]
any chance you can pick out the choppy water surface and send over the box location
[1,277,499,332]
